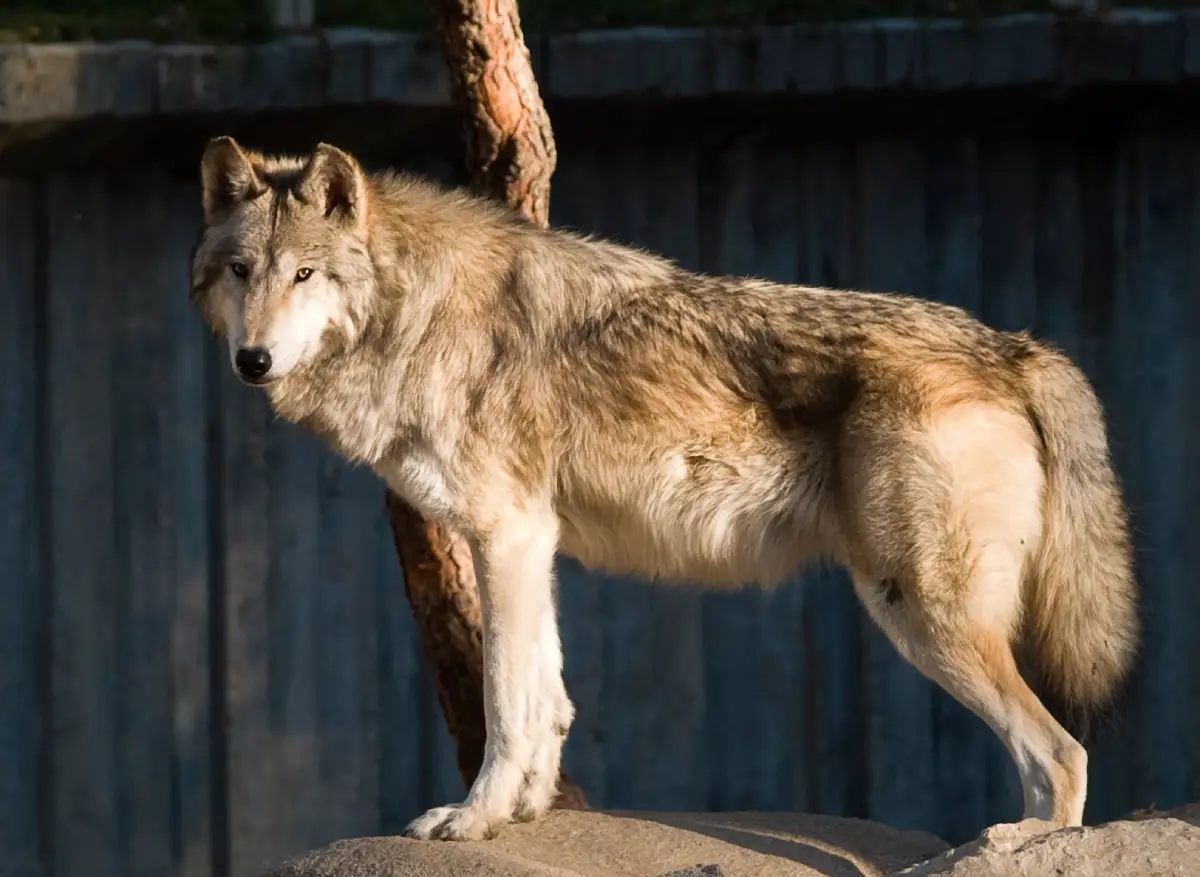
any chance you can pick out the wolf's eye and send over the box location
[295,267,313,283]
[230,262,249,279]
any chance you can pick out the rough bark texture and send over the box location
[431,0,557,225]
[382,0,586,811]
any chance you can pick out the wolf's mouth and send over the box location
[235,371,280,388]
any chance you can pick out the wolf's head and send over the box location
[190,136,376,386]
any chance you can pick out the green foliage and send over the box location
[0,0,1185,44]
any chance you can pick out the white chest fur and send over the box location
[373,448,461,526]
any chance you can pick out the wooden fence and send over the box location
[2,13,1200,877]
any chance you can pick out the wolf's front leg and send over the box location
[404,504,573,841]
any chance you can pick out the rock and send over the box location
[655,866,731,877]
[891,808,1200,877]
[263,810,950,877]
[264,803,1200,877]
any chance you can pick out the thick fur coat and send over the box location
[190,137,1139,840]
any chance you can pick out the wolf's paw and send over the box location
[513,772,558,823]
[403,803,504,842]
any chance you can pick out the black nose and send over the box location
[235,347,272,381]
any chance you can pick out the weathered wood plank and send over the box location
[1106,139,1151,819]
[107,170,175,877]
[265,417,323,856]
[980,141,1038,333]
[749,145,809,812]
[640,143,707,812]
[165,180,215,877]
[922,138,993,843]
[315,454,384,841]
[797,144,867,820]
[1033,144,1084,359]
[697,136,763,811]
[219,347,276,877]
[1184,133,1200,806]
[977,138,1038,820]
[1123,134,1192,815]
[854,139,939,832]
[549,145,608,806]
[594,141,659,810]
[0,178,43,877]
[46,172,120,877]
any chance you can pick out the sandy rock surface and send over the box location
[263,810,950,877]
[896,805,1200,877]
[264,804,1200,877]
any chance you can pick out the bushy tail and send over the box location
[1020,342,1139,738]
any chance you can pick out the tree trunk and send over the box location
[383,0,587,811]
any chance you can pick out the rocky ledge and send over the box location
[261,804,1200,877]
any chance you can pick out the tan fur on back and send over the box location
[191,138,1139,840]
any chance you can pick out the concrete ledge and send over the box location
[0,10,1198,129]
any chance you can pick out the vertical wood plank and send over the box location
[315,455,384,841]
[1033,143,1084,361]
[978,139,1038,819]
[1108,139,1150,819]
[980,141,1039,333]
[46,172,120,877]
[697,136,762,811]
[1184,135,1200,807]
[1123,134,1192,815]
[1075,137,1134,822]
[749,145,810,813]
[548,144,607,806]
[594,141,658,810]
[855,139,938,832]
[266,418,323,857]
[922,139,995,843]
[640,143,708,812]
[797,144,868,820]
[220,346,276,877]
[107,171,175,877]
[165,180,215,877]
[0,178,44,877]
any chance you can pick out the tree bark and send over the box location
[430,0,557,226]
[383,0,587,811]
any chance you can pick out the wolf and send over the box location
[190,135,1138,842]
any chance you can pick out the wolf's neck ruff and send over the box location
[191,136,1138,845]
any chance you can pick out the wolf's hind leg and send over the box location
[856,574,1087,828]
[846,401,1087,828]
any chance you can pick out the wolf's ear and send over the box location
[295,143,368,231]
[200,136,263,226]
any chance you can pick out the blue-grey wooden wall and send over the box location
[2,124,1199,877]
